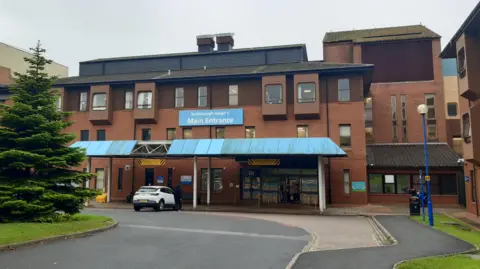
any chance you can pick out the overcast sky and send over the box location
[1,0,478,76]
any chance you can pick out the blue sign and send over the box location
[351,182,366,192]
[179,109,244,126]
[465,176,470,182]
[156,176,164,184]
[180,175,192,185]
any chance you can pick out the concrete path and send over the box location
[292,215,475,269]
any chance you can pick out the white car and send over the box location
[132,186,176,212]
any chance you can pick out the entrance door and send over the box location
[145,168,154,186]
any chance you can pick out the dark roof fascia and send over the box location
[367,165,463,170]
[53,65,374,88]
[324,36,439,45]
[441,1,480,58]
[81,44,307,64]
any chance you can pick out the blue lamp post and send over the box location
[417,104,434,227]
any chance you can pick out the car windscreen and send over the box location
[137,188,158,193]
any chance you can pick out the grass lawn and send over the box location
[398,214,480,269]
[0,214,114,246]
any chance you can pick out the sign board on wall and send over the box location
[248,159,280,166]
[351,182,366,192]
[180,175,192,185]
[157,176,164,184]
[179,109,244,126]
[137,159,166,166]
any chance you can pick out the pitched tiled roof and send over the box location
[54,61,373,86]
[323,25,441,44]
[82,44,306,63]
[367,143,462,168]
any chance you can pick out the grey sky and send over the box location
[1,0,478,76]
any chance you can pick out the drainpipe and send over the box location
[325,78,332,205]
[474,164,479,217]
[207,83,212,206]
[130,116,137,202]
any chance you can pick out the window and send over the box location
[339,125,351,147]
[368,174,383,193]
[391,95,397,140]
[125,91,133,110]
[80,130,89,141]
[142,128,151,141]
[175,88,184,108]
[338,79,350,102]
[343,170,350,194]
[384,174,395,193]
[198,86,207,107]
[297,125,308,138]
[447,103,458,117]
[265,84,283,104]
[471,170,476,202]
[453,137,463,157]
[92,93,107,111]
[245,126,255,138]
[216,127,225,138]
[201,168,223,192]
[425,94,436,120]
[229,85,238,106]
[364,97,372,121]
[79,92,88,111]
[462,113,471,142]
[167,128,176,140]
[117,168,123,191]
[458,47,466,78]
[56,96,62,111]
[297,83,316,103]
[396,175,410,194]
[401,95,407,142]
[97,129,106,141]
[365,127,374,143]
[183,128,192,139]
[137,92,152,109]
[427,125,437,139]
[95,168,105,191]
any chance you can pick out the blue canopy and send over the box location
[69,140,137,157]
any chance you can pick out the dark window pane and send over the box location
[369,174,383,193]
[142,128,151,141]
[429,175,440,194]
[440,174,457,195]
[97,130,106,141]
[80,130,89,141]
[396,175,410,194]
[447,103,458,117]
[117,168,123,191]
[265,84,283,104]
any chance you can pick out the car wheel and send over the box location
[155,200,165,212]
[134,205,141,212]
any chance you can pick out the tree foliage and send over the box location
[0,41,98,222]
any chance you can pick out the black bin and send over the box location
[409,197,421,216]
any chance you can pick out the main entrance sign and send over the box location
[179,109,244,126]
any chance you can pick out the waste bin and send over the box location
[409,196,421,216]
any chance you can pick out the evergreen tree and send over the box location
[0,41,98,222]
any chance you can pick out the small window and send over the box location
[245,126,256,138]
[447,102,458,117]
[391,95,397,121]
[92,93,107,111]
[297,125,308,138]
[80,130,89,141]
[364,97,372,121]
[183,128,193,139]
[142,128,151,141]
[384,174,395,193]
[97,129,106,141]
[338,79,350,102]
[453,137,463,157]
[198,86,207,107]
[95,168,105,191]
[339,124,351,147]
[343,170,350,194]
[425,94,436,120]
[137,92,152,109]
[396,175,410,194]
[56,96,62,111]
[462,113,471,142]
[79,92,88,111]
[175,88,184,108]
[297,83,316,103]
[427,125,437,139]
[117,168,123,191]
[401,124,407,142]
[365,127,374,143]
[216,127,225,139]
[229,85,239,106]
[167,128,176,140]
[458,47,466,78]
[368,174,383,193]
[125,91,133,110]
[393,125,398,140]
[400,95,406,120]
[265,84,283,104]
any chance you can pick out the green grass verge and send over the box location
[397,214,480,269]
[0,214,114,246]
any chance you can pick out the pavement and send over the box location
[292,215,475,269]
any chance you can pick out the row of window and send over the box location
[368,173,458,195]
[80,125,353,147]
[66,79,353,112]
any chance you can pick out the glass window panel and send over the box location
[95,168,105,191]
[125,91,133,109]
[396,175,410,194]
[92,93,107,110]
[198,86,207,107]
[80,92,88,111]
[453,137,463,157]
[183,128,192,139]
[338,78,350,90]
[245,127,255,138]
[344,170,350,194]
[137,92,152,109]
[142,128,151,141]
[56,96,62,111]
[297,126,308,138]
[339,125,351,147]
[175,88,184,108]
[447,103,458,117]
[216,127,225,138]
[297,83,316,103]
[167,128,176,140]
[229,85,239,106]
[427,125,437,139]
[265,84,283,104]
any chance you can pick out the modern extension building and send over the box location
[55,30,463,209]
[323,25,464,206]
[441,1,480,216]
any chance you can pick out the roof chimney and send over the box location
[215,33,234,52]
[196,34,215,53]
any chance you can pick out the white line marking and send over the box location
[122,224,309,241]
